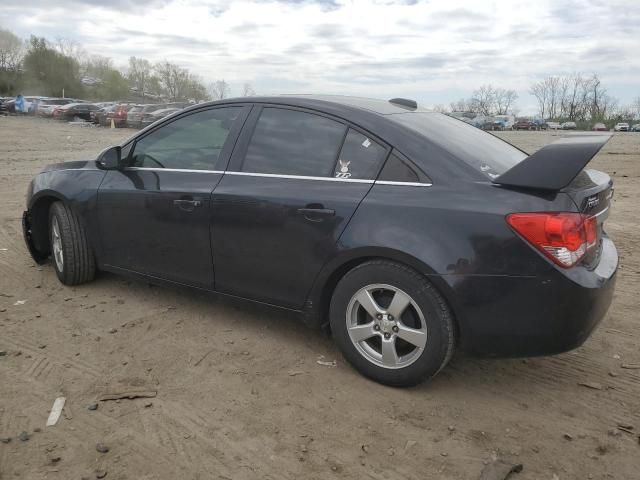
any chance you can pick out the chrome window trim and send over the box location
[122,167,432,186]
[125,167,224,174]
[375,180,433,187]
[224,171,374,184]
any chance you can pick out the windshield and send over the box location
[389,112,527,179]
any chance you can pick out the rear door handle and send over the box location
[297,208,335,216]
[173,199,202,212]
[297,205,335,222]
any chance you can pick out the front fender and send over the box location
[25,167,106,262]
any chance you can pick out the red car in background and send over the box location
[106,104,134,127]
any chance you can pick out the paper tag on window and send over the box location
[362,138,371,148]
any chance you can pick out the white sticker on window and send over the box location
[362,138,371,148]
[335,159,352,178]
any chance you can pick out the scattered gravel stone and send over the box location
[87,403,98,411]
[95,470,108,479]
[0,350,7,356]
[108,328,117,334]
[96,443,109,453]
[563,433,573,441]
[38,344,46,349]
[18,431,30,442]
[578,381,603,390]
[33,427,41,433]
[0,437,11,443]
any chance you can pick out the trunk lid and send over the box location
[563,168,613,266]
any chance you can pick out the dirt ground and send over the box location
[0,116,638,480]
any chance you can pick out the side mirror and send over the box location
[96,146,123,170]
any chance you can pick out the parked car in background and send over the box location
[513,119,537,130]
[592,123,608,131]
[93,105,116,126]
[561,122,577,130]
[614,123,629,132]
[139,107,182,128]
[2,98,16,113]
[493,115,515,130]
[106,104,134,127]
[53,103,100,121]
[631,124,640,132]
[547,121,562,130]
[25,96,49,114]
[38,99,76,117]
[0,97,9,115]
[21,95,618,386]
[126,104,166,128]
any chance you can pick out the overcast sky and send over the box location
[1,0,638,113]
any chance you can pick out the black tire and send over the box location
[329,260,455,387]
[49,201,96,285]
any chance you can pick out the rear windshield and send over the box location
[389,112,527,179]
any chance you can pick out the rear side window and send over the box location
[241,108,346,177]
[390,112,527,179]
[379,153,422,183]
[334,129,386,180]
[130,107,241,170]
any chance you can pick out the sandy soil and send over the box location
[0,116,638,480]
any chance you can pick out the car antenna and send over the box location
[389,98,417,110]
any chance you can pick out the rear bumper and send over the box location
[451,237,618,357]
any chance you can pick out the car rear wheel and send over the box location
[49,201,96,285]
[330,260,455,386]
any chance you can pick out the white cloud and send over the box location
[2,0,639,113]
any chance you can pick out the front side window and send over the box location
[334,129,386,180]
[130,107,241,170]
[241,107,347,177]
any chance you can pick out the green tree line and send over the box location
[0,28,223,102]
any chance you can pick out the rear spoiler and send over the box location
[492,134,612,191]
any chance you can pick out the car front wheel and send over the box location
[330,260,455,386]
[49,201,96,286]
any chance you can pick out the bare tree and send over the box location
[632,96,640,119]
[155,61,189,101]
[449,98,472,112]
[54,37,87,64]
[494,88,518,115]
[241,82,256,97]
[209,79,230,100]
[530,80,549,119]
[0,28,23,71]
[128,57,154,100]
[470,85,496,116]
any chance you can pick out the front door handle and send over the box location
[173,199,202,212]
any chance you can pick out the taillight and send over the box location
[506,213,598,268]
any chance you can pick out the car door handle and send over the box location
[297,206,335,222]
[173,199,202,212]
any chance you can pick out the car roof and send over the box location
[194,94,429,116]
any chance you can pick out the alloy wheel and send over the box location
[51,216,64,272]
[346,284,427,369]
